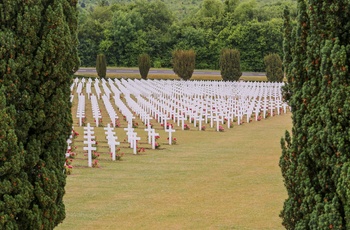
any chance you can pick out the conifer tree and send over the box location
[0,87,32,229]
[138,53,151,80]
[172,50,195,80]
[0,1,79,228]
[280,1,350,229]
[96,54,107,79]
[220,48,242,81]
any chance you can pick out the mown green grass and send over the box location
[57,77,290,229]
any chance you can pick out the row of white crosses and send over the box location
[107,78,121,97]
[90,94,102,127]
[101,94,118,127]
[76,94,85,127]
[94,79,102,99]
[71,78,288,133]
[68,78,290,167]
[114,94,135,125]
[144,125,159,149]
[86,79,92,99]
[123,125,141,154]
[83,123,96,167]
[101,78,112,99]
[132,80,287,131]
[106,84,144,153]
[111,80,163,149]
[75,81,83,95]
[104,124,120,160]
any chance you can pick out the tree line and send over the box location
[78,0,297,71]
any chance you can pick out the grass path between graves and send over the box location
[57,111,292,229]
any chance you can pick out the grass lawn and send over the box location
[57,78,292,230]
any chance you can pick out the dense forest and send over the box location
[77,0,297,71]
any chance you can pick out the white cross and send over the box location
[144,125,153,144]
[124,126,134,143]
[178,116,186,130]
[161,114,169,130]
[129,132,141,154]
[196,115,205,131]
[106,135,120,160]
[150,130,159,150]
[83,141,96,167]
[104,124,120,161]
[214,115,221,132]
[165,126,176,145]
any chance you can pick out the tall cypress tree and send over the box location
[280,1,350,229]
[0,1,79,229]
[138,53,151,80]
[96,54,107,79]
[0,86,32,229]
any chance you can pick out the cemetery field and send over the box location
[57,109,292,229]
[74,72,267,81]
[75,72,223,81]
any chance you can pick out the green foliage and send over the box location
[0,86,31,229]
[138,53,151,79]
[0,0,79,228]
[337,162,350,229]
[196,0,224,19]
[264,53,283,82]
[77,0,296,70]
[232,0,258,23]
[220,49,242,81]
[96,54,107,79]
[172,50,196,80]
[78,6,110,66]
[280,0,350,229]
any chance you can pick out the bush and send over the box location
[220,49,242,81]
[264,53,283,82]
[172,50,195,80]
[138,53,151,80]
[96,54,107,79]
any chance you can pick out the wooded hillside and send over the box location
[77,0,297,71]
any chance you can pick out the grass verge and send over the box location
[58,109,291,229]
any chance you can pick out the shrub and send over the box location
[138,53,151,79]
[96,54,107,79]
[220,48,242,81]
[172,50,195,80]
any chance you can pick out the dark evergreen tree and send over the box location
[280,0,350,229]
[0,0,79,228]
[138,53,151,80]
[0,86,32,229]
[264,53,283,82]
[220,48,242,81]
[96,54,107,79]
[172,50,196,80]
[281,7,293,102]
